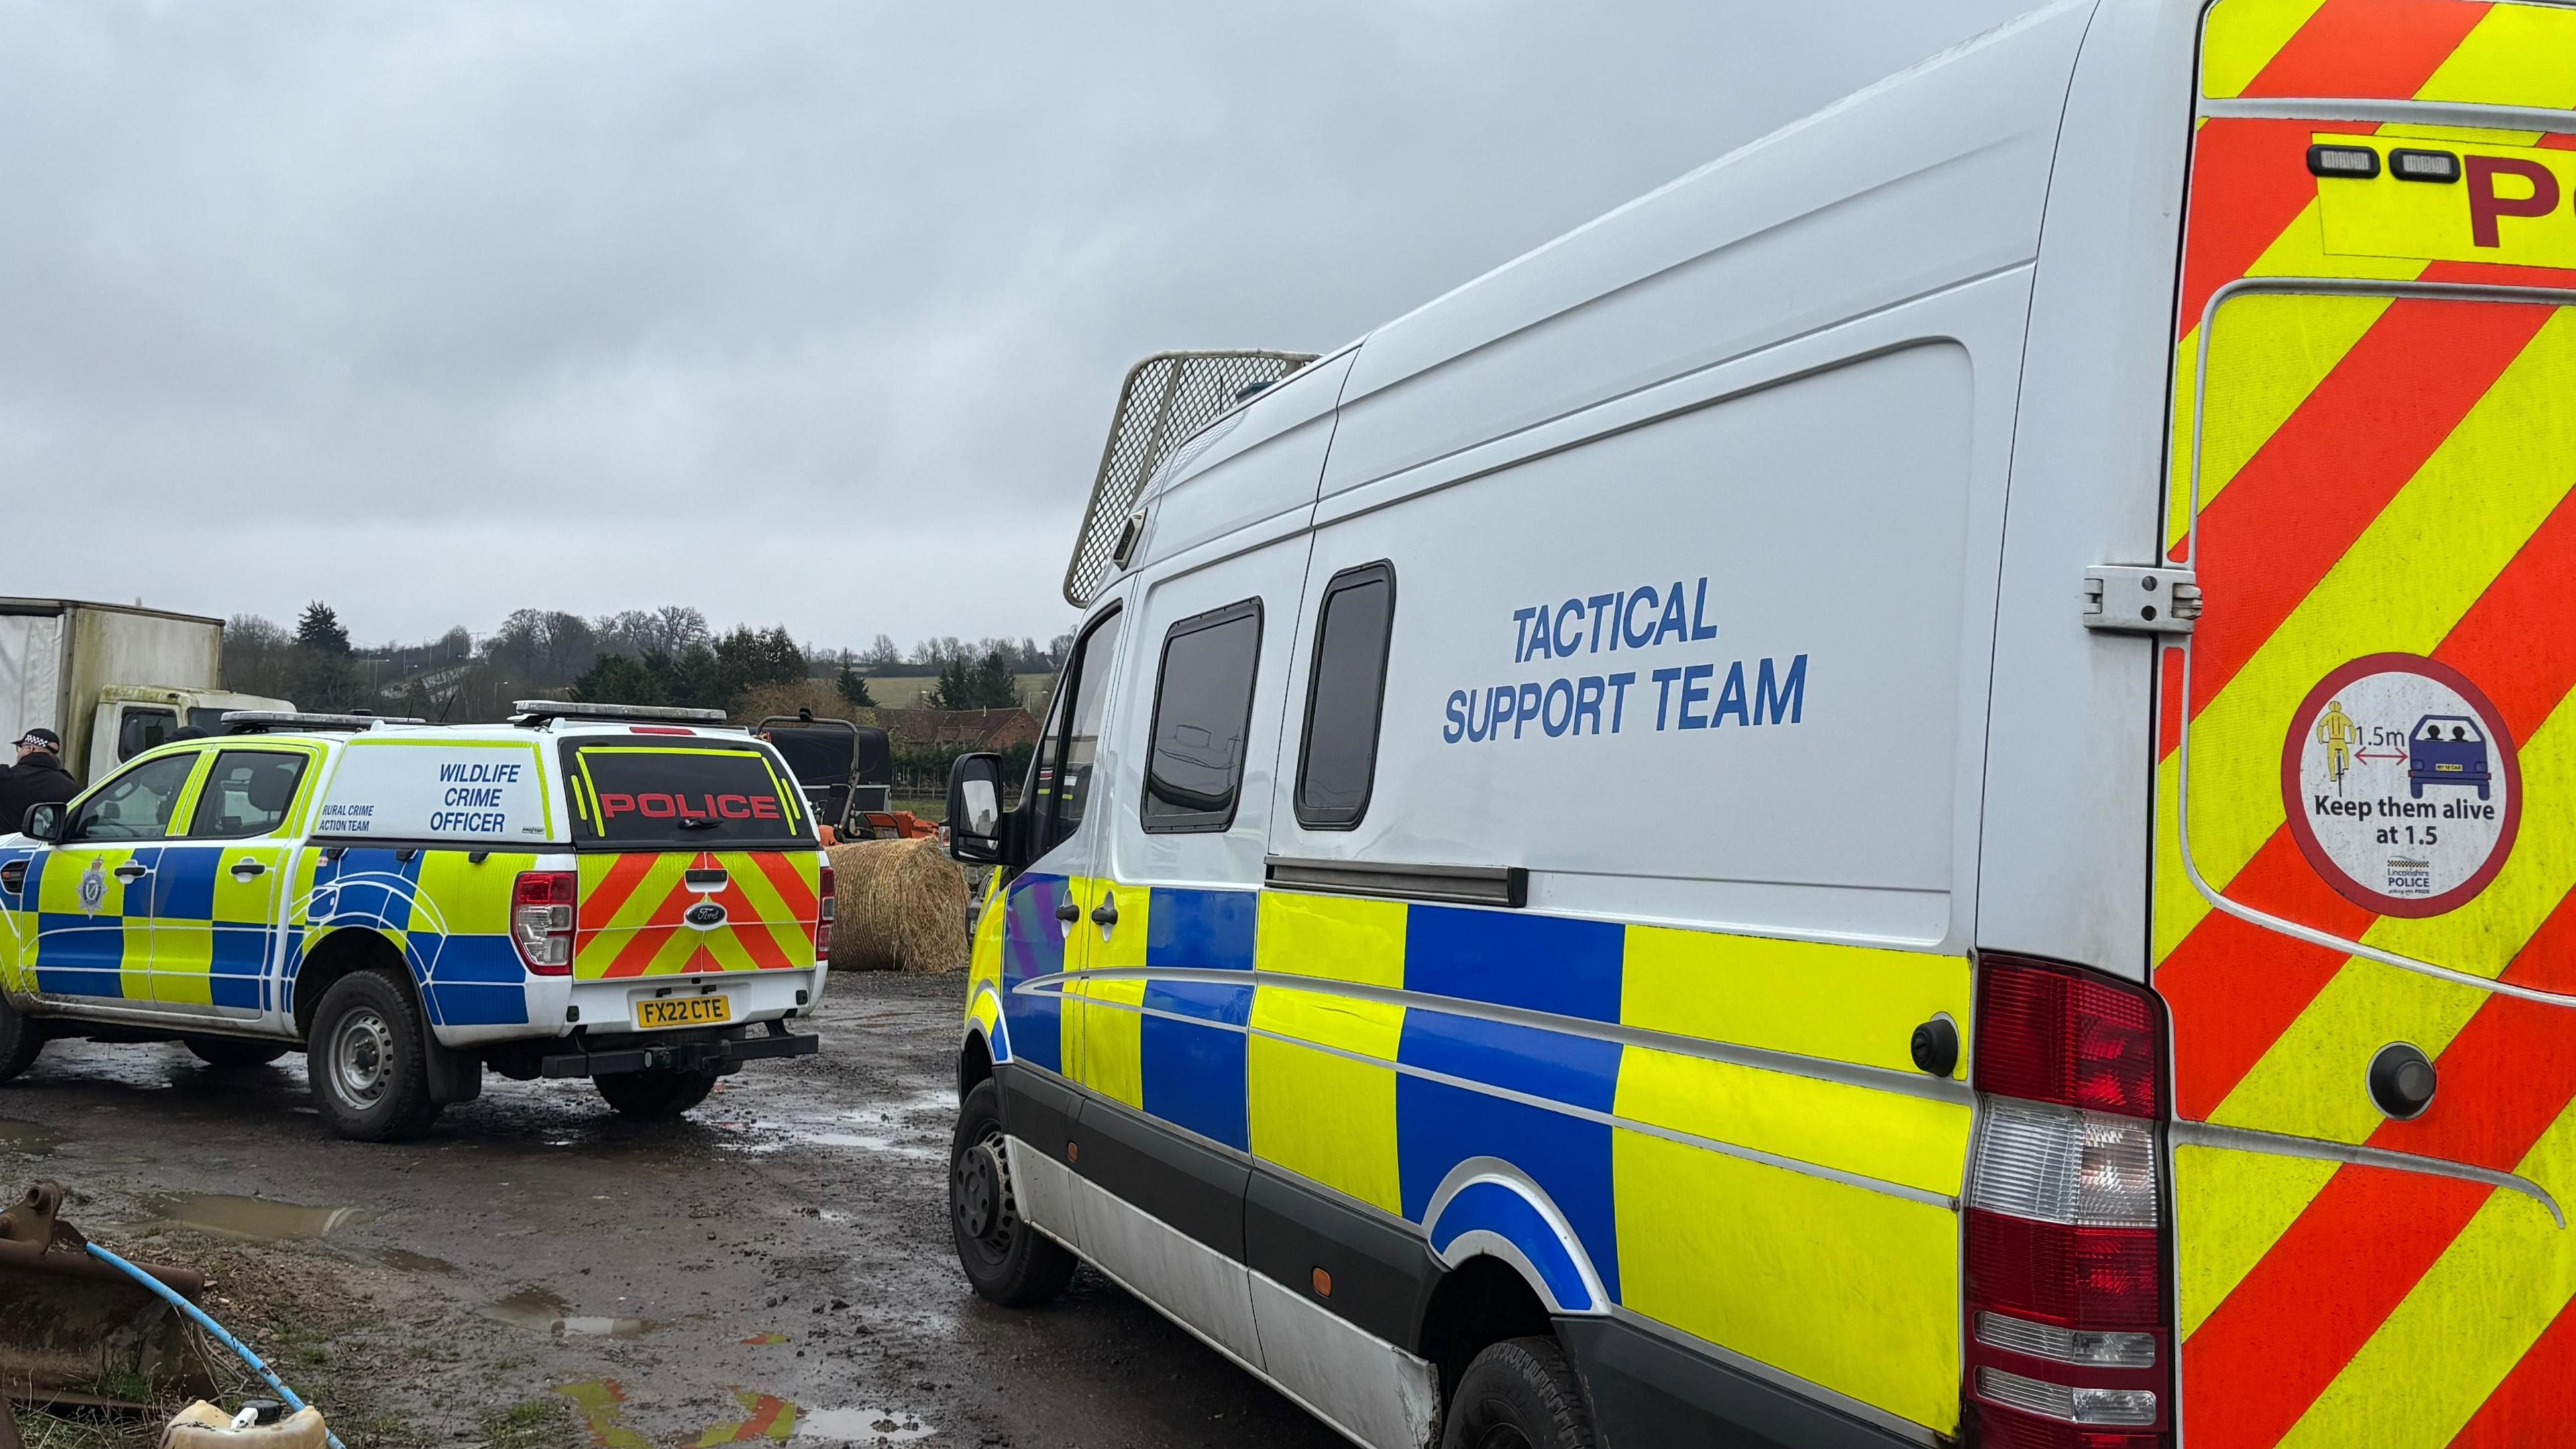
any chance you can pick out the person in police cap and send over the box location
[0,729,80,837]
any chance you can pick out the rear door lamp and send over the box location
[815,863,836,964]
[2307,144,2381,178]
[2389,148,2462,184]
[1966,957,2171,1448]
[513,869,577,974]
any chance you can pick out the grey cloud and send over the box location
[1,0,2032,647]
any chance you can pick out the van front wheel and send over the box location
[1441,1338,1599,1449]
[594,1067,717,1120]
[951,1079,1075,1307]
[309,970,440,1142]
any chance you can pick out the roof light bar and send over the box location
[220,711,425,733]
[510,700,731,728]
[2307,144,2381,179]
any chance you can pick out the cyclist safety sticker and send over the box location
[2281,653,2522,918]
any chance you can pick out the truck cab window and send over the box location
[1142,600,1262,833]
[1034,608,1124,851]
[1295,563,1395,828]
[66,752,198,842]
[186,751,309,840]
[118,708,177,761]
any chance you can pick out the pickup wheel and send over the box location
[185,1036,291,1069]
[950,1079,1075,1307]
[594,1067,718,1120]
[0,1000,47,1084]
[309,969,440,1142]
[1440,1338,1599,1449]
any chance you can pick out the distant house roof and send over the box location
[873,707,1042,751]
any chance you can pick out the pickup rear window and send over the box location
[564,743,810,847]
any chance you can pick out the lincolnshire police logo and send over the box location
[78,857,106,916]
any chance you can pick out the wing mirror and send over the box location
[946,753,1006,866]
[21,802,63,843]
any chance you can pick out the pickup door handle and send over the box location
[113,864,148,881]
[231,861,268,879]
[1090,894,1118,928]
[1055,901,1082,923]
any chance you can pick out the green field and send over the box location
[857,672,1055,712]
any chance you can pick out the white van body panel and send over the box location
[1974,0,2205,980]
[1317,0,2093,504]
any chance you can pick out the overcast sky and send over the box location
[1,0,2033,653]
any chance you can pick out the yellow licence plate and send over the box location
[637,996,732,1030]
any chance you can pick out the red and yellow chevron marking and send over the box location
[2162,12,2576,1442]
[574,849,819,980]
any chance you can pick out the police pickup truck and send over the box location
[0,703,830,1140]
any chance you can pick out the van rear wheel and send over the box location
[0,1001,47,1083]
[951,1079,1075,1307]
[309,970,441,1142]
[594,1067,717,1120]
[1441,1338,1598,1449]
[186,1036,290,1069]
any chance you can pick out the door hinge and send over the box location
[2083,566,2200,636]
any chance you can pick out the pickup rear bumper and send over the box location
[538,1018,819,1079]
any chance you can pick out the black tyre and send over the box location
[1441,1338,1598,1449]
[594,1067,717,1120]
[308,970,440,1142]
[950,1079,1075,1307]
[0,1000,47,1084]
[185,1036,290,1069]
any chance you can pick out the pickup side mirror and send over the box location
[22,802,63,843]
[946,753,1007,866]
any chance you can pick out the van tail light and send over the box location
[1965,956,2171,1449]
[512,870,578,975]
[814,864,835,965]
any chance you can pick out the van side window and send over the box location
[118,708,177,762]
[1034,607,1124,851]
[1141,600,1263,834]
[1295,562,1395,829]
[186,751,309,839]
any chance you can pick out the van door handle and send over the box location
[1055,901,1082,923]
[113,864,148,882]
[1090,893,1118,928]
[231,861,267,879]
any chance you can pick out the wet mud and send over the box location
[0,972,1340,1447]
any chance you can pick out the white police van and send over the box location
[1,703,830,1139]
[941,3,2576,1447]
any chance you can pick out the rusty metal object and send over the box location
[0,1182,217,1407]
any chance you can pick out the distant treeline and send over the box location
[220,602,1071,723]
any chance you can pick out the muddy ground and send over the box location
[0,972,1342,1448]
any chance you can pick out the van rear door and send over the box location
[561,739,822,979]
[2161,5,2576,1444]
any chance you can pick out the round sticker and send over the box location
[2280,653,2521,918]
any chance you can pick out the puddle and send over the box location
[378,1248,457,1275]
[0,1120,58,1156]
[133,1193,377,1243]
[798,1407,934,1442]
[482,1287,661,1339]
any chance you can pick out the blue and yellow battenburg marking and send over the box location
[0,839,537,1027]
[288,848,538,1026]
[972,877,1978,1434]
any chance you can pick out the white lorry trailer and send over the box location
[0,600,290,780]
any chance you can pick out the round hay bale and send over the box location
[829,837,969,973]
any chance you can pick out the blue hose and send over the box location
[82,1242,351,1449]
